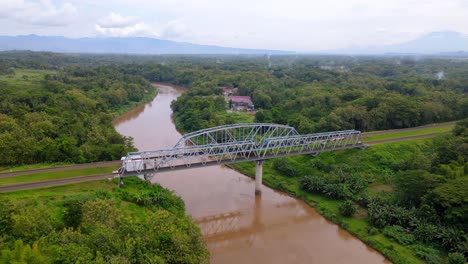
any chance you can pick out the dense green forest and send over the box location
[0,66,154,166]
[1,51,467,263]
[2,51,467,135]
[162,56,467,133]
[0,178,209,263]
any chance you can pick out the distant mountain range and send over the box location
[0,31,467,55]
[337,31,468,55]
[0,35,290,55]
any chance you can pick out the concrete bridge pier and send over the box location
[255,160,263,195]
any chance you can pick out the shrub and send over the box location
[273,158,298,177]
[0,197,13,235]
[448,253,466,264]
[339,200,356,217]
[63,196,91,229]
[367,227,379,236]
[12,204,58,243]
[300,175,325,193]
[383,225,415,245]
[367,203,392,228]
[448,252,466,264]
[94,190,111,199]
[414,223,438,244]
[437,226,466,252]
[0,239,48,263]
[411,244,441,264]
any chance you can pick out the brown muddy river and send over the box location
[113,84,390,264]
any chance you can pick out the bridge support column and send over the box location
[255,160,263,195]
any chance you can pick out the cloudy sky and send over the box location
[0,0,467,51]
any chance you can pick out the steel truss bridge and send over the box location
[116,123,366,192]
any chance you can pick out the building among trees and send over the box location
[228,95,255,111]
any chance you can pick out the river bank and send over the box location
[228,161,420,264]
[114,83,390,264]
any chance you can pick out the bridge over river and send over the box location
[113,84,388,263]
[116,123,366,194]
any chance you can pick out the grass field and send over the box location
[1,179,115,199]
[220,111,255,123]
[363,123,454,142]
[0,162,73,173]
[0,166,118,186]
[0,69,55,87]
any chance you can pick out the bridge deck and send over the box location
[115,124,365,180]
[119,143,365,176]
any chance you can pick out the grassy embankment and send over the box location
[230,126,454,264]
[0,166,118,186]
[0,162,72,173]
[362,122,454,142]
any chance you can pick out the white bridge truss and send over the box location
[116,123,365,180]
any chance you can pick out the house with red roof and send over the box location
[228,95,254,111]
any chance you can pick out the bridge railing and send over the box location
[119,129,364,176]
[174,123,299,147]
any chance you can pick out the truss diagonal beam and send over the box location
[117,124,366,179]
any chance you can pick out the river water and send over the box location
[113,84,390,264]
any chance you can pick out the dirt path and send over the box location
[366,132,450,145]
[362,121,455,137]
[0,161,120,178]
[0,174,113,192]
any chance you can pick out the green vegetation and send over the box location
[229,120,467,264]
[170,86,254,132]
[0,162,72,173]
[0,166,118,186]
[154,56,468,135]
[363,123,454,142]
[0,68,154,166]
[0,177,209,263]
[2,51,468,263]
[338,200,356,217]
[163,53,467,263]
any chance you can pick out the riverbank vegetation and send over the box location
[230,120,467,264]
[0,177,209,263]
[159,55,467,263]
[0,67,154,166]
[170,86,254,131]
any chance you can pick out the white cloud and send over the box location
[0,0,78,26]
[161,19,190,40]
[95,22,158,37]
[95,12,158,37]
[97,12,137,28]
[94,13,192,39]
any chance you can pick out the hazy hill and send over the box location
[1,32,468,55]
[339,31,468,55]
[0,35,290,55]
